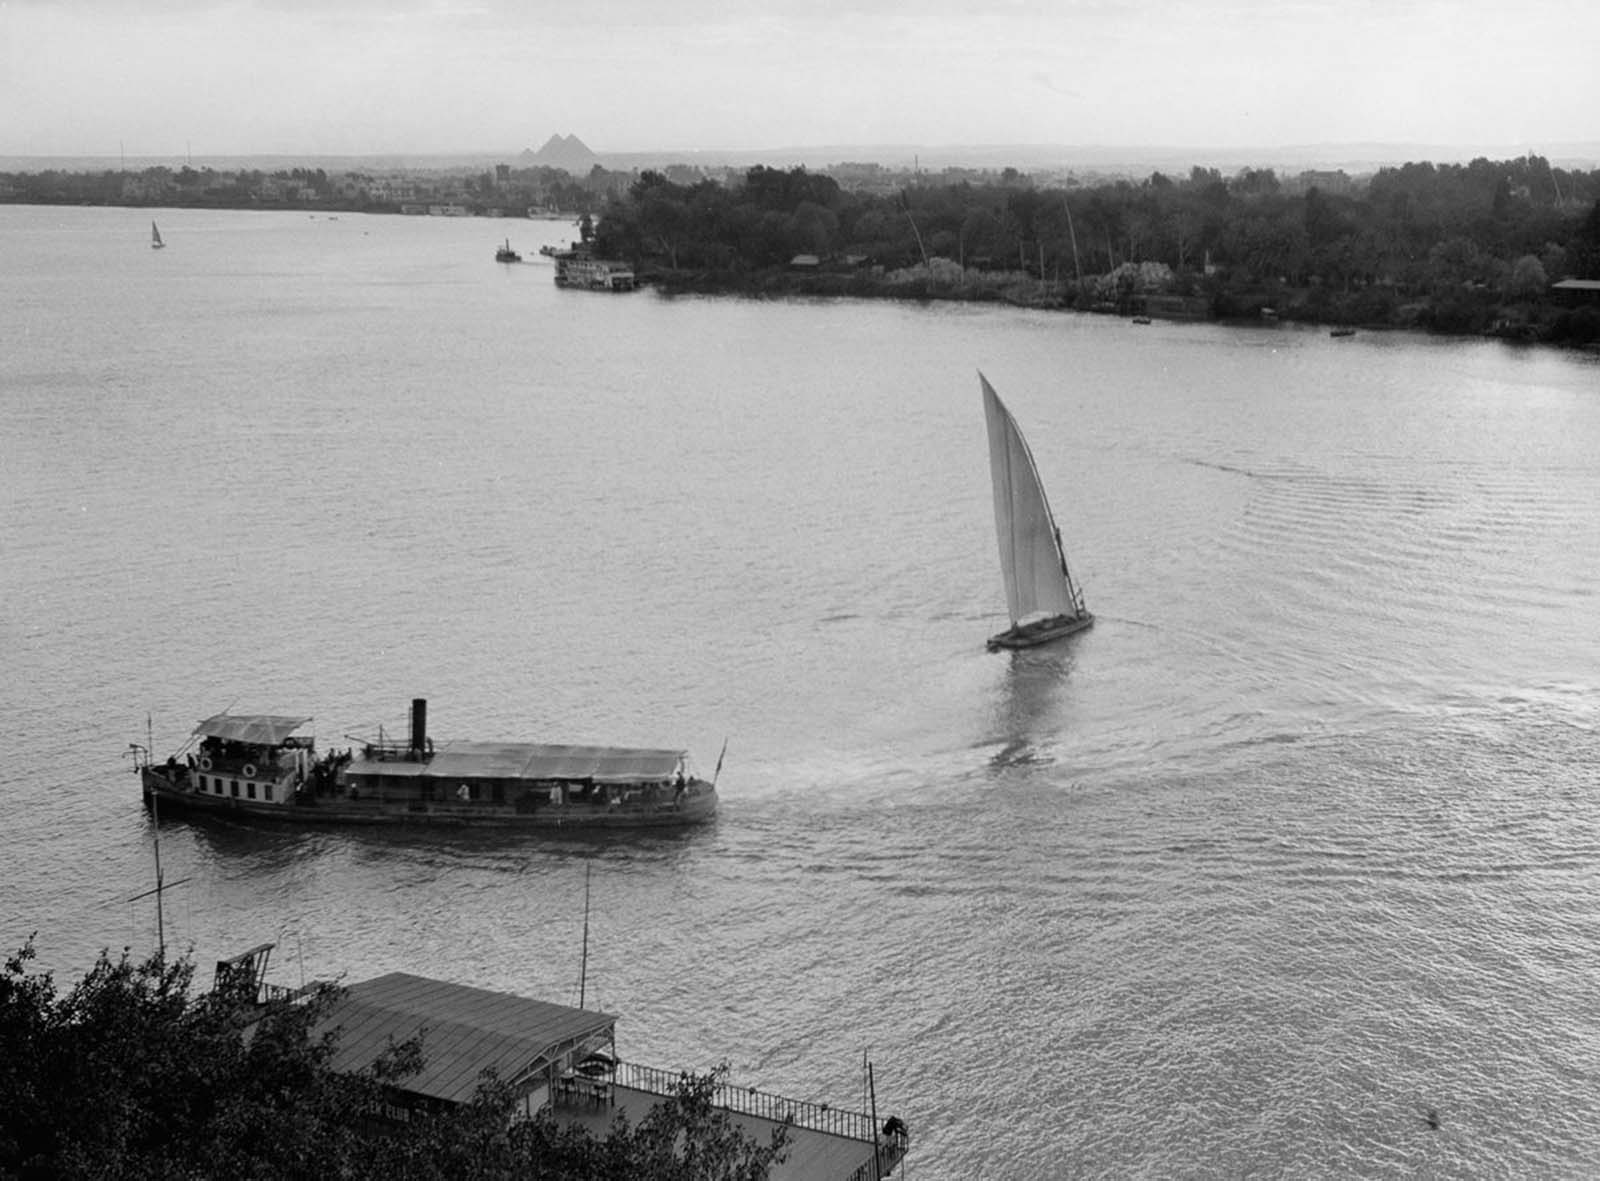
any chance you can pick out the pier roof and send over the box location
[314,972,616,1104]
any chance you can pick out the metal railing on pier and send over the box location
[258,981,319,1005]
[614,1060,891,1144]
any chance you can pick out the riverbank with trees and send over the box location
[7,152,1598,347]
[590,156,1600,348]
[0,938,790,1179]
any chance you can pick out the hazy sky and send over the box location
[3,0,1596,158]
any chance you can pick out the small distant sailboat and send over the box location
[150,221,165,250]
[980,372,1093,650]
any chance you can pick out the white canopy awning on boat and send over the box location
[349,741,685,783]
[193,714,313,747]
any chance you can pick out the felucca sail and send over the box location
[151,221,164,249]
[981,373,1089,646]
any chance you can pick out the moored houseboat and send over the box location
[137,699,717,829]
[553,250,636,291]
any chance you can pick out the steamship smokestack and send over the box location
[410,698,427,758]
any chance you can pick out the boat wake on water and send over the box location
[983,737,1054,770]
[1178,456,1267,480]
[1069,611,1160,631]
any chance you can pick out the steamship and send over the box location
[135,698,718,829]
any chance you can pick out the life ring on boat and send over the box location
[242,763,257,779]
[199,756,213,771]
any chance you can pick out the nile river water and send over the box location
[4,204,1600,1178]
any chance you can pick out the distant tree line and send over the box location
[7,153,1599,343]
[0,938,790,1180]
[0,163,608,216]
[590,156,1600,344]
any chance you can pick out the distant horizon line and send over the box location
[5,138,1598,170]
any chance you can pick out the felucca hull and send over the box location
[986,612,1094,651]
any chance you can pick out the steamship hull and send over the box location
[137,699,718,830]
[140,769,716,828]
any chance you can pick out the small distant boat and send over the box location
[980,373,1093,650]
[1330,327,1356,338]
[495,239,522,263]
[1131,316,1152,325]
[150,221,165,250]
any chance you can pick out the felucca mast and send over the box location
[1054,524,1085,613]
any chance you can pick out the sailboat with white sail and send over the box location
[980,372,1093,650]
[150,221,165,249]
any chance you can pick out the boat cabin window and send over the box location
[246,783,256,800]
[264,785,273,801]
[230,779,239,797]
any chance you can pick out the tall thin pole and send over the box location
[578,864,591,1009]
[126,719,190,971]
[147,712,165,961]
[1064,197,1082,283]
[151,789,166,962]
[901,193,930,269]
[128,810,191,969]
[868,1062,882,1181]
